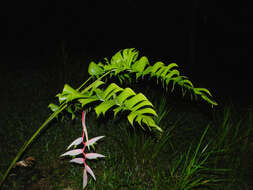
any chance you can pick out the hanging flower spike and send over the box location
[82,111,89,145]
[60,110,105,189]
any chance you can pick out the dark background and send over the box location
[2,0,253,105]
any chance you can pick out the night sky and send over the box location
[3,0,253,104]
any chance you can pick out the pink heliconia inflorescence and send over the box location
[60,111,105,189]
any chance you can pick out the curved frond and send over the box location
[54,80,160,131]
[116,88,136,105]
[87,48,217,106]
[95,100,116,116]
[52,48,218,133]
[91,83,160,131]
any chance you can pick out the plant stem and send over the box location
[77,76,93,91]
[79,71,112,93]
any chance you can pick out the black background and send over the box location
[2,0,253,104]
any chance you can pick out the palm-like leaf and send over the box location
[91,83,161,131]
[51,48,217,134]
[87,48,217,106]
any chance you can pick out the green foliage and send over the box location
[55,48,217,131]
[1,48,217,187]
[88,48,217,106]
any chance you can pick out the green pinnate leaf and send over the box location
[142,66,153,76]
[165,69,180,79]
[124,93,149,109]
[90,80,105,91]
[151,62,164,76]
[201,95,218,106]
[117,88,136,105]
[171,76,184,92]
[160,64,178,79]
[95,100,116,116]
[94,89,105,101]
[194,88,212,96]
[165,70,180,86]
[107,48,139,74]
[131,100,153,112]
[166,62,178,70]
[57,84,87,103]
[123,48,139,67]
[136,115,162,132]
[88,61,104,77]
[103,83,123,100]
[137,107,158,117]
[62,84,77,94]
[132,56,149,73]
[180,79,194,88]
[79,95,99,107]
[104,64,118,72]
[155,66,166,77]
[48,103,59,112]
[113,106,125,117]
[127,109,159,129]
[127,111,138,126]
[111,50,123,66]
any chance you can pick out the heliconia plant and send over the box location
[60,111,105,189]
[1,48,217,188]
